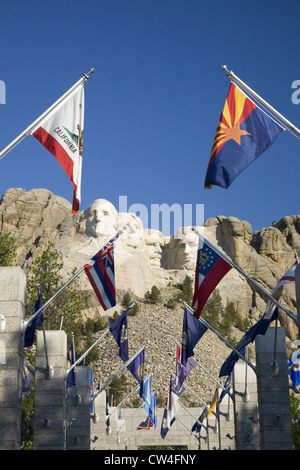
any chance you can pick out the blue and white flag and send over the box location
[90,368,94,414]
[161,374,184,439]
[289,351,300,387]
[150,392,157,429]
[161,407,176,439]
[138,375,152,414]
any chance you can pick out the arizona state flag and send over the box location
[31,85,84,213]
[205,82,283,189]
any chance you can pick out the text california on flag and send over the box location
[192,237,232,318]
[31,85,84,213]
[204,82,283,189]
[84,241,116,311]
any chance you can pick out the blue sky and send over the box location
[1,0,299,235]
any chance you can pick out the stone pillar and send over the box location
[33,330,67,450]
[295,264,300,318]
[255,327,293,450]
[232,362,259,450]
[66,366,91,450]
[0,267,26,450]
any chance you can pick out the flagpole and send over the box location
[117,403,144,437]
[0,68,94,161]
[221,65,300,138]
[108,373,150,420]
[172,338,232,398]
[90,346,145,403]
[183,383,218,419]
[181,299,257,374]
[21,227,126,333]
[37,283,54,380]
[66,327,110,376]
[66,301,136,375]
[193,228,299,326]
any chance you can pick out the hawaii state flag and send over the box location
[205,82,283,189]
[192,236,232,318]
[31,85,84,213]
[84,235,117,311]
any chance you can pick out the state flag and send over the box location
[24,293,43,347]
[127,348,145,397]
[205,82,283,189]
[109,308,129,362]
[219,263,297,377]
[66,341,76,388]
[84,235,117,311]
[31,85,84,213]
[193,236,232,318]
[181,307,207,365]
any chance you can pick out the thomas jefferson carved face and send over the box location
[84,199,118,238]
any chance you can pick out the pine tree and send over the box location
[0,232,17,266]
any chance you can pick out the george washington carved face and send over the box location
[84,199,118,238]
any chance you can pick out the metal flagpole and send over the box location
[21,227,127,333]
[172,338,233,398]
[193,357,233,399]
[221,65,300,138]
[108,373,150,421]
[37,283,54,380]
[183,383,218,419]
[117,402,144,440]
[0,68,94,161]
[66,327,110,376]
[193,228,300,327]
[90,346,145,403]
[180,299,257,373]
[65,301,136,375]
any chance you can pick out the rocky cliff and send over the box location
[0,188,299,402]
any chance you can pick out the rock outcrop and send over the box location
[0,188,299,340]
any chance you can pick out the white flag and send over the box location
[31,85,84,213]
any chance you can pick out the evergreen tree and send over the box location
[25,244,89,347]
[147,285,162,304]
[0,232,17,266]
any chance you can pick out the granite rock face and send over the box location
[1,188,299,339]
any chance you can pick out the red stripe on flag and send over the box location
[96,257,115,299]
[193,257,232,318]
[32,127,79,213]
[84,268,107,310]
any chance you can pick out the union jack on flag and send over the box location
[84,234,119,311]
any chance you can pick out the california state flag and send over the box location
[31,85,84,213]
